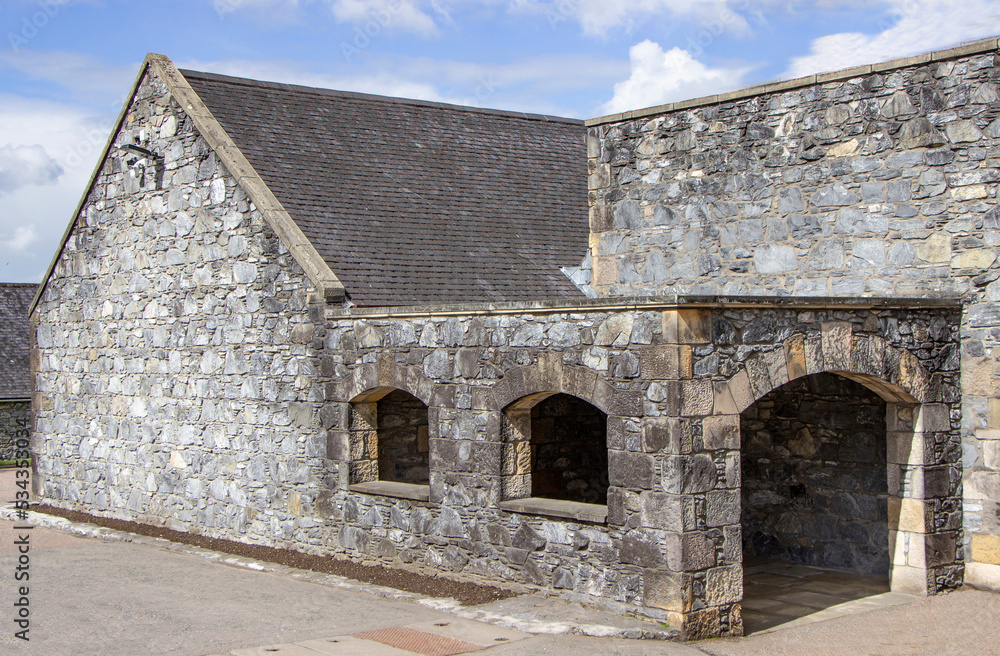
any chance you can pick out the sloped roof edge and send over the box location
[181,69,584,126]
[30,53,347,316]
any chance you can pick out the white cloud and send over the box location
[178,57,463,103]
[508,0,758,38]
[0,144,64,194]
[180,51,626,116]
[599,40,748,115]
[785,0,1000,78]
[0,50,136,104]
[0,226,40,255]
[330,0,439,36]
[0,93,115,282]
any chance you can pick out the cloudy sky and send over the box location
[1,0,999,283]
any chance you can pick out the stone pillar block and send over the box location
[592,256,617,287]
[990,398,1000,429]
[665,531,716,571]
[589,205,614,232]
[888,497,930,533]
[639,346,692,379]
[915,404,951,432]
[966,562,1000,592]
[680,379,714,416]
[643,570,693,612]
[705,565,743,606]
[609,450,655,489]
[639,491,697,531]
[971,534,1000,566]
[662,454,717,494]
[887,430,930,466]
[662,309,712,344]
[588,162,611,190]
[890,563,930,595]
[641,416,690,454]
[326,430,350,460]
[706,489,740,526]
[702,415,739,450]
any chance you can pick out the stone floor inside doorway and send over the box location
[741,557,906,635]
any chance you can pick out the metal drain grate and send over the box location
[352,626,483,656]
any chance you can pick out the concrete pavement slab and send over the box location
[294,635,414,655]
[402,617,529,647]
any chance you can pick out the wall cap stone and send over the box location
[328,294,961,320]
[585,37,1000,127]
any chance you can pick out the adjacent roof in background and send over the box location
[183,70,590,306]
[0,283,37,400]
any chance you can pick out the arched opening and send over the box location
[376,390,430,485]
[740,373,891,632]
[530,393,608,505]
[348,387,430,488]
[502,392,609,507]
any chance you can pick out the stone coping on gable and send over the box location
[328,295,962,320]
[586,37,1000,127]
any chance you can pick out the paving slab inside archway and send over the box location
[741,557,893,634]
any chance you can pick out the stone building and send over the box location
[0,283,36,462]
[28,40,1000,639]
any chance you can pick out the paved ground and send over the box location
[741,558,891,633]
[1,469,999,655]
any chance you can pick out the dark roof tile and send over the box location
[182,70,589,306]
[0,283,36,400]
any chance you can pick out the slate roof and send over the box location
[182,70,590,306]
[0,284,36,400]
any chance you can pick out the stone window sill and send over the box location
[499,498,607,524]
[348,481,430,502]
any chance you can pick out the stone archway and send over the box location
[714,326,957,599]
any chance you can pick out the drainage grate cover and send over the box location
[352,627,483,656]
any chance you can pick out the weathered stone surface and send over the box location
[662,455,717,494]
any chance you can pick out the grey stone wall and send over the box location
[32,67,329,548]
[322,301,961,634]
[741,373,889,575]
[0,400,30,462]
[585,48,1000,582]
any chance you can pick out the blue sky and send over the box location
[1,0,999,283]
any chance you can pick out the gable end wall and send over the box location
[31,68,331,547]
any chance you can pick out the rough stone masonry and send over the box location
[27,41,1000,640]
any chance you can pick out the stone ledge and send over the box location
[499,498,607,524]
[348,481,430,502]
[328,294,962,320]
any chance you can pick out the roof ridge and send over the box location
[178,68,584,126]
